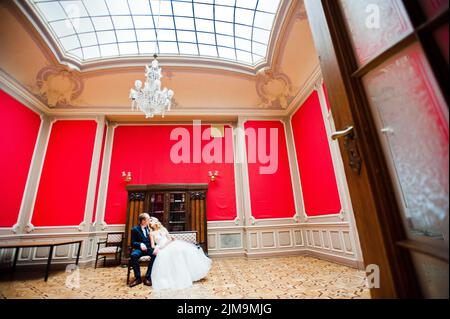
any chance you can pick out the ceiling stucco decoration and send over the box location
[34,65,84,107]
[255,67,293,109]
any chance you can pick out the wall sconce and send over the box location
[208,170,219,182]
[122,171,132,183]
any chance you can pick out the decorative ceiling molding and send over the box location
[13,0,295,76]
[255,67,294,109]
[0,67,49,114]
[286,64,322,117]
[271,0,306,72]
[33,65,84,107]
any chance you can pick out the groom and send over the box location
[129,213,157,288]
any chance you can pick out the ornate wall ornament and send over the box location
[25,222,35,233]
[248,216,256,225]
[313,77,324,92]
[78,221,87,232]
[34,65,84,107]
[100,221,108,231]
[256,67,294,109]
[233,216,241,226]
[12,223,21,234]
[190,192,206,200]
[339,209,346,221]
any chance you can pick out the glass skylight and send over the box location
[30,0,282,65]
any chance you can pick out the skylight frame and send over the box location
[16,0,292,74]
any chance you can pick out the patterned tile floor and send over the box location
[0,256,371,299]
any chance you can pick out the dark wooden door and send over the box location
[304,0,448,298]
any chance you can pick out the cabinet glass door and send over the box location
[149,192,165,223]
[168,192,187,232]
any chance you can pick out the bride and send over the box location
[149,217,212,290]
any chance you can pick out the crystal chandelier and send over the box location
[129,54,174,118]
[129,0,174,118]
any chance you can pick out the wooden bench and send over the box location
[126,231,198,284]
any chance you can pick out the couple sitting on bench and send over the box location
[129,213,212,291]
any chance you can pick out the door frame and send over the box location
[304,0,448,298]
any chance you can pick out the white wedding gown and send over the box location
[150,230,212,291]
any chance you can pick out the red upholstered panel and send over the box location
[32,120,97,226]
[0,90,41,227]
[291,91,342,216]
[244,121,296,219]
[105,125,237,224]
[93,124,107,222]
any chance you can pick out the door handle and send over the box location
[331,126,354,140]
[331,125,362,175]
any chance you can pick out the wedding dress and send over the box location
[150,229,212,290]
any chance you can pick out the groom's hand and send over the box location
[153,248,159,255]
[140,243,147,251]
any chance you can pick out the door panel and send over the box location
[305,0,449,298]
[339,0,412,65]
[363,42,449,240]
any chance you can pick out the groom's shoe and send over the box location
[129,278,142,288]
[143,278,152,286]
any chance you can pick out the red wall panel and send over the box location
[105,125,237,224]
[0,90,41,227]
[244,121,296,219]
[291,91,342,216]
[32,120,97,227]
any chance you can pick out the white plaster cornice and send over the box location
[286,65,322,117]
[0,68,49,114]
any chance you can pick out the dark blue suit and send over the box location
[130,225,156,280]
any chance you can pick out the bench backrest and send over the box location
[170,231,197,245]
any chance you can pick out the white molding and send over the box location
[231,124,244,226]
[24,223,34,233]
[287,114,308,223]
[0,68,49,114]
[286,65,322,116]
[0,216,363,268]
[82,117,106,227]
[12,224,20,234]
[100,221,108,231]
[94,124,116,229]
[78,222,87,232]
[236,117,254,228]
[14,114,45,233]
[282,119,304,223]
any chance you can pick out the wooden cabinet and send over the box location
[123,184,208,257]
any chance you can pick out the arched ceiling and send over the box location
[26,0,281,66]
[0,0,320,118]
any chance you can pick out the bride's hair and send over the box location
[149,217,169,234]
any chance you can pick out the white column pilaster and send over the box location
[93,122,117,231]
[15,115,54,234]
[81,116,106,232]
